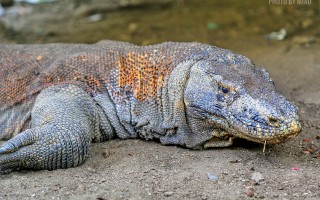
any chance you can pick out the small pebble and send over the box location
[246,187,254,197]
[207,173,218,181]
[264,28,287,40]
[201,195,208,200]
[87,14,102,22]
[292,36,316,46]
[251,172,264,184]
[164,191,173,197]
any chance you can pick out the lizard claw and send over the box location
[0,129,38,154]
[0,123,91,173]
[0,128,43,173]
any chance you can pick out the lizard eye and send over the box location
[221,87,229,94]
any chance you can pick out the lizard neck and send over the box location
[108,60,197,143]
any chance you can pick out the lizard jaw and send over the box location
[202,113,301,147]
[229,117,302,144]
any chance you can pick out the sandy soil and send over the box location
[0,1,320,199]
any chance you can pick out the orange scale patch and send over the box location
[118,52,173,101]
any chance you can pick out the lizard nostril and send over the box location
[268,117,280,127]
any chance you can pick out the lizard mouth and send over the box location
[188,105,301,145]
[229,115,302,144]
[203,118,301,148]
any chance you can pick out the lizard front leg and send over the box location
[0,84,100,174]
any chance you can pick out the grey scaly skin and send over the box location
[0,41,301,173]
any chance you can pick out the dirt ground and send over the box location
[2,44,320,200]
[0,1,320,199]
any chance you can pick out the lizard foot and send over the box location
[0,84,100,174]
[0,124,89,174]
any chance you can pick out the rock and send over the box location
[264,28,287,40]
[201,195,208,200]
[251,172,264,184]
[207,173,218,181]
[74,5,108,18]
[246,187,254,197]
[87,13,102,22]
[292,36,316,46]
[164,191,174,197]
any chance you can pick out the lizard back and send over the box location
[0,41,209,107]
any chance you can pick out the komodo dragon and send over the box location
[0,40,301,174]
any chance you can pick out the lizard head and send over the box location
[183,49,301,148]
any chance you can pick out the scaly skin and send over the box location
[0,41,301,173]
